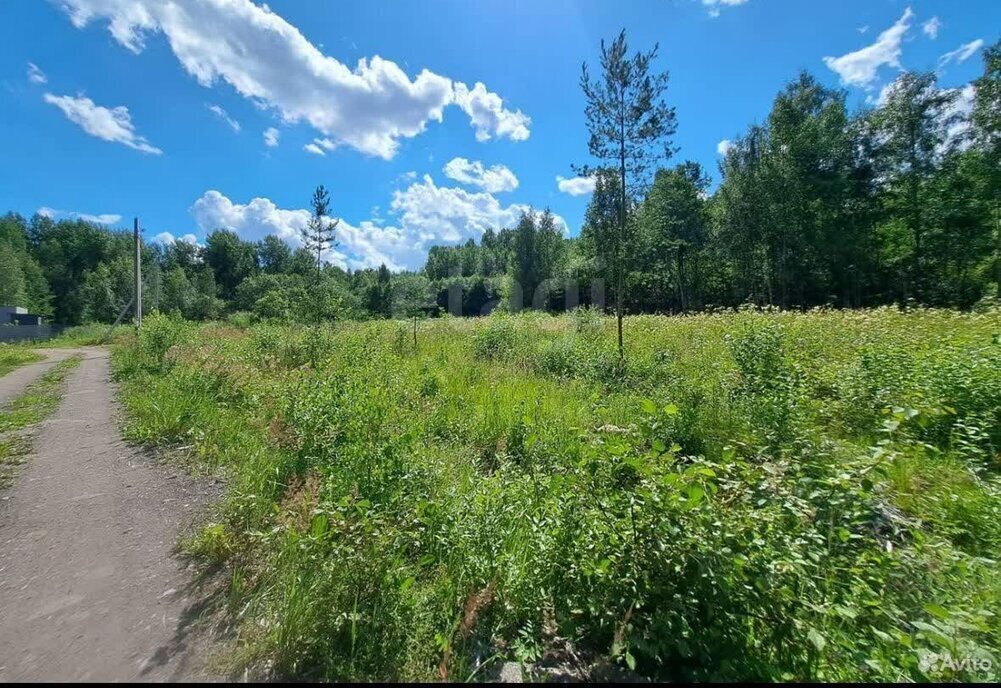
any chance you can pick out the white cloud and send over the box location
[191,190,310,246]
[556,175,596,196]
[922,17,941,39]
[716,138,734,156]
[452,82,531,142]
[943,83,976,151]
[263,126,280,147]
[60,0,529,159]
[207,103,240,132]
[938,39,984,70]
[189,177,565,271]
[443,157,519,193]
[391,174,563,246]
[823,7,913,88]
[190,189,405,270]
[702,0,749,18]
[154,231,198,245]
[303,137,336,156]
[27,62,47,84]
[37,206,122,225]
[43,93,162,154]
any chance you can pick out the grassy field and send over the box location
[112,307,1000,682]
[0,345,43,377]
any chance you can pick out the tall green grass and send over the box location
[113,308,1000,681]
[0,345,43,377]
[41,323,128,347]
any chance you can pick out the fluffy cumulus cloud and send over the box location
[263,127,280,147]
[442,157,519,193]
[922,16,941,40]
[191,190,309,245]
[190,176,565,271]
[207,103,240,131]
[823,7,913,88]
[27,62,47,84]
[154,231,198,245]
[390,175,563,246]
[190,189,403,269]
[452,82,530,143]
[702,0,749,18]
[938,39,985,70]
[37,206,122,225]
[60,0,529,159]
[716,138,734,156]
[43,93,162,154]
[556,175,596,196]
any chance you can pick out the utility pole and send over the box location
[134,217,142,328]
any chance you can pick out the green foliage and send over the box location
[112,309,1001,682]
[725,314,796,445]
[116,312,190,374]
[0,245,27,306]
[0,213,52,316]
[205,229,257,301]
[80,255,134,323]
[0,345,43,377]
[507,209,567,311]
[4,45,999,330]
[300,185,339,280]
[472,314,527,361]
[40,323,126,347]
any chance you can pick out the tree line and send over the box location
[432,36,1000,324]
[0,212,411,325]
[1,35,997,327]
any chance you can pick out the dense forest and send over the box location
[2,41,997,325]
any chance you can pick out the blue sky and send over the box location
[1,0,996,270]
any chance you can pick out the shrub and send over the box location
[472,315,526,361]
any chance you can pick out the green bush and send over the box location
[472,315,526,361]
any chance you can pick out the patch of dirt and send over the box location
[0,348,228,681]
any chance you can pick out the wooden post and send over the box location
[134,217,142,328]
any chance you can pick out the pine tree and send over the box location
[578,29,677,356]
[300,185,339,281]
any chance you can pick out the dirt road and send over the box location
[0,348,82,407]
[0,348,220,681]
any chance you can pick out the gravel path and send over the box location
[0,348,221,681]
[0,348,83,407]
